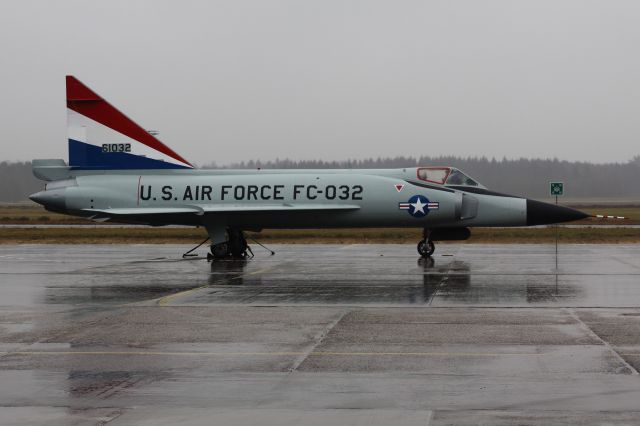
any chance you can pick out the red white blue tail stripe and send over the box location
[66,76,193,170]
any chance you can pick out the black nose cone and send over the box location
[526,199,589,226]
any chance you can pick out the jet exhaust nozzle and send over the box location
[29,189,67,212]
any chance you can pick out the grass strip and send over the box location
[1,227,639,244]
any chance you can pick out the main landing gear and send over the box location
[417,228,435,258]
[207,228,254,260]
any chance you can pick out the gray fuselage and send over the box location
[29,166,586,236]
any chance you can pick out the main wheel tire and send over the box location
[417,239,435,257]
[211,243,229,259]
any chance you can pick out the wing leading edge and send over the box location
[83,204,361,218]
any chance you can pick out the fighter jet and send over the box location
[30,76,588,258]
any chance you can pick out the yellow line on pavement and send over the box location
[156,265,277,306]
[156,284,210,306]
[1,350,541,358]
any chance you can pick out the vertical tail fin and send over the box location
[66,76,193,170]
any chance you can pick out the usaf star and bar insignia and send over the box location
[399,195,439,218]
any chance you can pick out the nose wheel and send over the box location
[417,228,435,258]
[417,239,435,258]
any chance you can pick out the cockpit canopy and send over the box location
[417,167,485,188]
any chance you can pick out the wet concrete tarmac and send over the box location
[1,244,640,425]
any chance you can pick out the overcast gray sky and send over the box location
[1,0,639,165]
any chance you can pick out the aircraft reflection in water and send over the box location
[418,257,580,305]
[30,77,588,260]
[209,259,249,286]
[418,257,471,303]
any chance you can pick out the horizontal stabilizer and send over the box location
[32,159,71,181]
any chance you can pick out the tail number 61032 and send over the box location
[102,143,131,153]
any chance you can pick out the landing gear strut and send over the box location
[228,228,249,257]
[207,228,253,260]
[417,228,435,258]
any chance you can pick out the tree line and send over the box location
[2,156,639,202]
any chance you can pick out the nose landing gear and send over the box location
[417,229,435,258]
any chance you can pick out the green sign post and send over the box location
[549,182,564,272]
[550,182,564,197]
